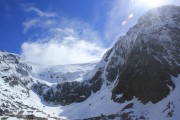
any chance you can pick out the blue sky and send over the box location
[0,0,110,53]
[0,0,179,65]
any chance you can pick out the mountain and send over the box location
[110,5,180,104]
[0,5,180,120]
[0,51,62,119]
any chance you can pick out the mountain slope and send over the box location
[0,51,62,119]
[110,5,180,104]
[84,5,180,119]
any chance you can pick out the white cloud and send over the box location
[21,28,106,66]
[21,5,107,66]
[22,6,57,33]
[22,18,56,33]
[26,7,57,17]
[22,18,39,33]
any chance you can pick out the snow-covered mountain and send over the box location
[107,5,180,104]
[0,5,180,120]
[33,62,97,84]
[0,51,64,119]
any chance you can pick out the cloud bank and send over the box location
[21,34,106,65]
[21,7,106,65]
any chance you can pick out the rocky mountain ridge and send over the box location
[110,5,180,104]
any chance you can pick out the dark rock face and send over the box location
[36,70,103,105]
[112,48,176,103]
[89,70,103,93]
[32,83,50,95]
[111,5,180,104]
[42,82,91,104]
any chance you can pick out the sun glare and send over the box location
[136,0,166,8]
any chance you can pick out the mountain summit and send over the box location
[0,5,180,120]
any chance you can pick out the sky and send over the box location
[0,0,180,66]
